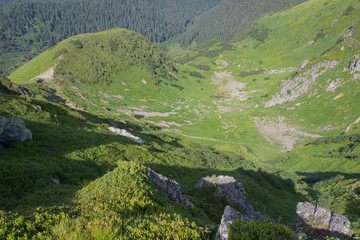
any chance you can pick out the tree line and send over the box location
[0,0,221,75]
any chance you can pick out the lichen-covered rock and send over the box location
[295,202,352,237]
[329,212,352,236]
[146,167,192,208]
[195,175,254,215]
[313,205,332,228]
[215,205,251,240]
[0,116,32,142]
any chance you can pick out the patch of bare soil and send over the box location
[254,116,321,152]
[31,66,55,81]
[211,71,247,100]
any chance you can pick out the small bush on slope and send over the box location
[228,219,297,240]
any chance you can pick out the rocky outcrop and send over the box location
[326,78,344,92]
[216,206,251,240]
[195,175,255,215]
[108,127,145,144]
[264,60,338,107]
[343,26,355,40]
[146,167,193,208]
[0,116,32,142]
[298,59,310,73]
[295,202,352,237]
[349,55,360,74]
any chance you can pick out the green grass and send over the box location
[4,0,360,236]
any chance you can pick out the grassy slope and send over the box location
[5,0,360,235]
[0,81,307,238]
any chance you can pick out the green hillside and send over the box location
[2,0,360,237]
[0,0,222,76]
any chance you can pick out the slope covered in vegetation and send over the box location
[0,0,222,75]
[3,0,360,237]
[0,0,303,76]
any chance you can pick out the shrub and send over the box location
[228,219,297,240]
[189,71,205,79]
[71,40,83,49]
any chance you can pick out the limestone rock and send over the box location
[195,175,254,215]
[0,116,32,142]
[146,167,192,208]
[264,60,338,107]
[349,55,360,74]
[298,59,310,73]
[343,26,355,40]
[313,205,331,228]
[295,202,352,237]
[215,205,251,240]
[329,212,352,236]
[108,127,145,144]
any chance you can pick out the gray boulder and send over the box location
[329,212,352,236]
[215,205,251,240]
[195,175,255,215]
[343,26,355,40]
[0,116,32,142]
[349,55,360,73]
[146,167,193,208]
[295,202,352,237]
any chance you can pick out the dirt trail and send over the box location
[163,129,219,142]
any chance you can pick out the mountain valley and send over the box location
[1,0,360,238]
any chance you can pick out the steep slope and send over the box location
[5,0,360,235]
[0,78,305,238]
[178,0,303,46]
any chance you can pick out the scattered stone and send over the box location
[195,175,255,215]
[146,167,192,208]
[295,202,352,237]
[119,120,127,125]
[298,59,310,73]
[0,116,32,142]
[307,40,315,46]
[50,176,61,184]
[108,127,145,144]
[320,124,335,132]
[333,93,344,100]
[100,99,109,104]
[326,78,344,92]
[343,26,355,40]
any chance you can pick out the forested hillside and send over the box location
[0,0,64,9]
[0,0,306,76]
[178,0,304,46]
[0,0,221,76]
